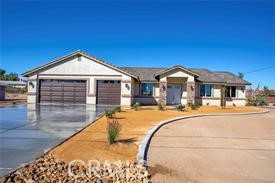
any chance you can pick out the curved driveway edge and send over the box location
[136,109,269,162]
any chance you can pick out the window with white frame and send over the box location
[200,84,212,97]
[141,83,154,96]
[226,86,236,97]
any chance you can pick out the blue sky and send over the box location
[1,1,274,88]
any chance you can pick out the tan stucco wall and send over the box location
[197,85,247,106]
[26,56,133,105]
[159,68,195,82]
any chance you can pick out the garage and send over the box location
[96,80,121,105]
[39,79,86,104]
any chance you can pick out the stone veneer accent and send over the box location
[159,81,167,105]
[187,82,195,104]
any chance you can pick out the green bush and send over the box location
[176,104,185,111]
[158,101,165,111]
[233,103,236,107]
[105,109,116,119]
[190,103,199,110]
[132,102,141,111]
[107,119,121,144]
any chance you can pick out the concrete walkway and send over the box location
[147,109,275,183]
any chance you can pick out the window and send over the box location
[141,83,154,96]
[98,80,121,84]
[226,86,236,97]
[200,84,212,97]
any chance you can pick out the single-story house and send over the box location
[0,82,9,101]
[22,50,250,106]
[0,81,27,88]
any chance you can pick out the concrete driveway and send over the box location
[147,109,275,183]
[0,104,113,176]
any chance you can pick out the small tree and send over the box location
[158,101,165,111]
[221,85,227,108]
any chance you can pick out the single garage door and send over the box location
[96,80,121,105]
[39,79,86,104]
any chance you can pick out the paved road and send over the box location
[0,104,113,176]
[147,109,275,183]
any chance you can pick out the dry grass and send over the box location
[51,106,261,163]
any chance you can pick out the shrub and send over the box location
[107,119,121,144]
[206,103,209,106]
[12,101,16,105]
[190,103,199,110]
[132,102,141,111]
[105,109,116,119]
[158,101,165,111]
[176,104,185,111]
[114,106,122,112]
[247,93,268,106]
[233,103,236,107]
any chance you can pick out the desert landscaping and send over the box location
[2,105,263,182]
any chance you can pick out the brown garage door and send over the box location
[96,80,121,105]
[39,79,86,104]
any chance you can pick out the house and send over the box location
[267,96,275,106]
[22,50,250,106]
[0,81,27,88]
[0,82,9,100]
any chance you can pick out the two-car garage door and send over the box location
[39,79,121,105]
[39,79,86,104]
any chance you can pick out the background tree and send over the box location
[0,69,6,78]
[263,86,269,95]
[238,72,244,79]
[0,68,20,81]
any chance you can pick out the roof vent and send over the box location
[77,55,81,61]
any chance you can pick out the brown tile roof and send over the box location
[121,67,251,85]
[21,50,250,85]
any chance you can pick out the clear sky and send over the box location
[1,1,274,89]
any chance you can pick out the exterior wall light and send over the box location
[125,83,130,90]
[29,81,35,88]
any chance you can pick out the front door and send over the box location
[167,84,182,105]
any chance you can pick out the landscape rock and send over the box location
[2,154,151,183]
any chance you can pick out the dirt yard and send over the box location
[51,106,261,163]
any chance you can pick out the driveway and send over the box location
[147,109,275,183]
[0,104,113,176]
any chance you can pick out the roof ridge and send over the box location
[120,66,167,69]
[22,50,139,79]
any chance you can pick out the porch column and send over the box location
[187,81,195,104]
[159,81,167,105]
